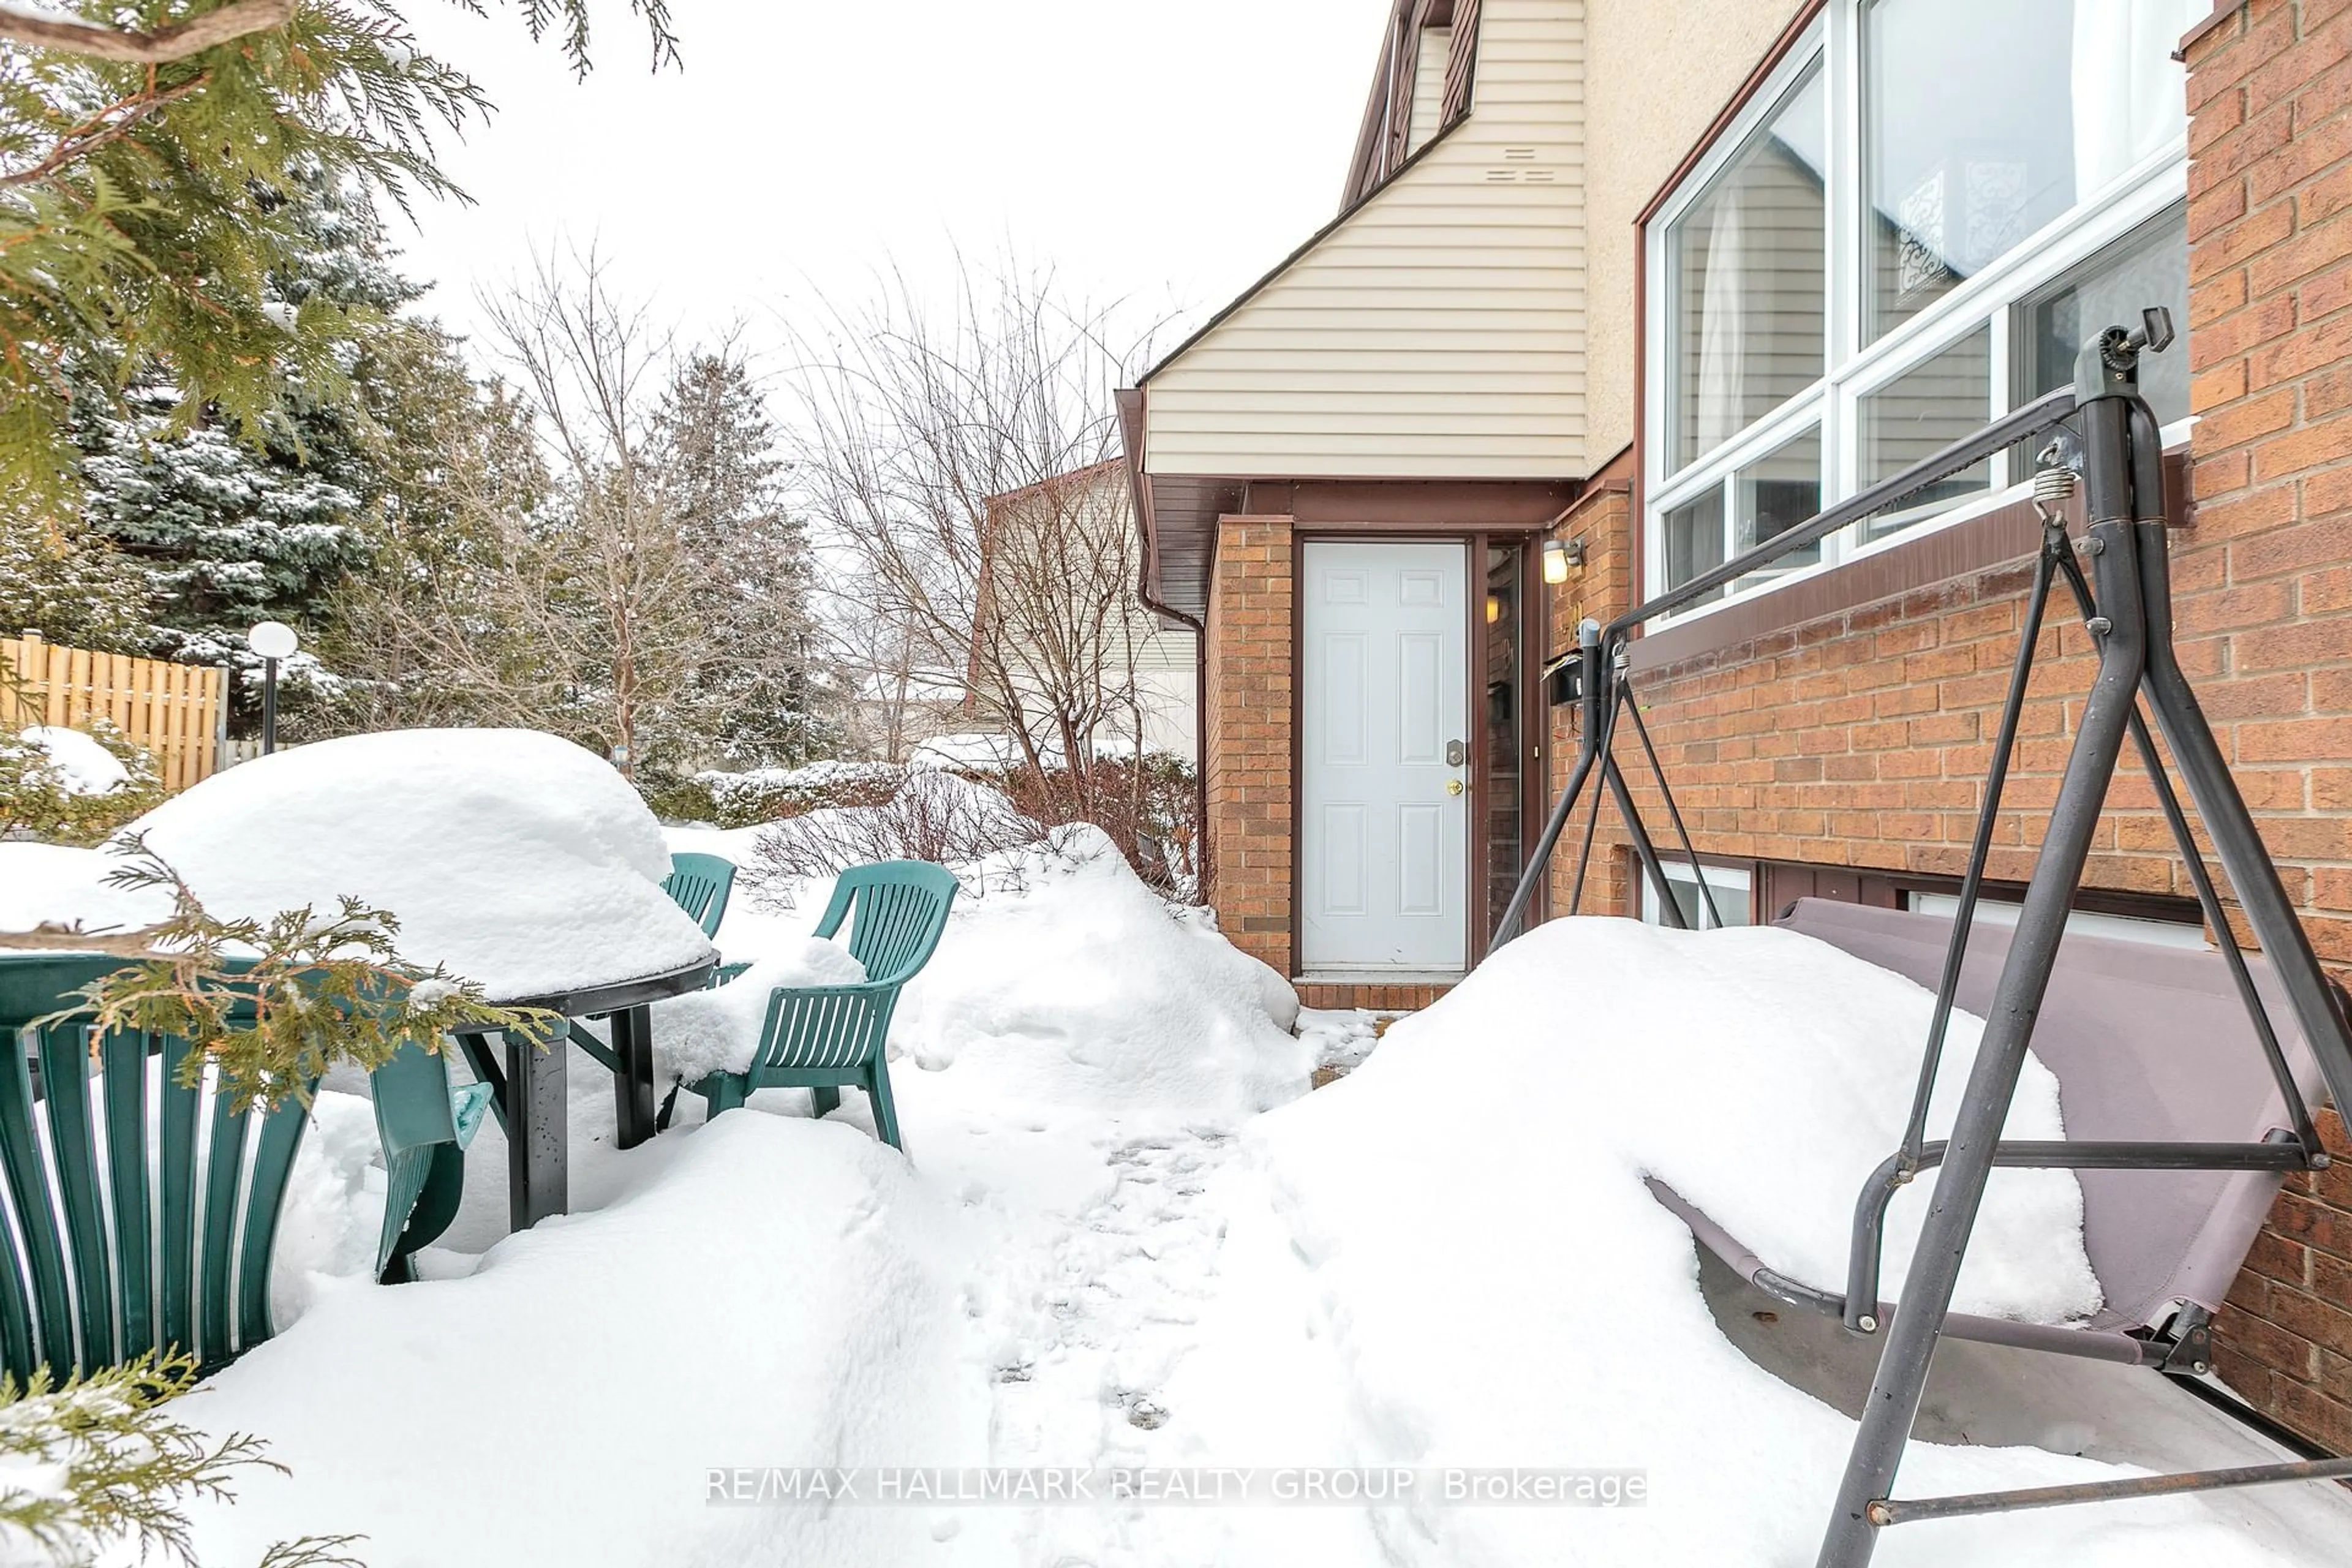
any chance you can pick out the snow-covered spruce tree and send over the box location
[650,349,837,770]
[74,168,419,723]
[0,0,679,524]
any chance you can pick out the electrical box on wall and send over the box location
[1547,654,1581,707]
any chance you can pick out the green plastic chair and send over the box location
[0,952,499,1382]
[0,953,317,1382]
[663,853,737,940]
[680,861,958,1152]
[370,1042,499,1284]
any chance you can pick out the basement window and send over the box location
[1641,862,1754,932]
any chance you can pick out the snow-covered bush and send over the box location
[697,750,1200,899]
[0,722,162,845]
[647,759,902,828]
[749,769,1046,900]
[998,753,1199,900]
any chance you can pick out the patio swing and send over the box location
[1488,307,2352,1567]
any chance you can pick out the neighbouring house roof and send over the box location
[970,459,1196,717]
[1118,0,1586,622]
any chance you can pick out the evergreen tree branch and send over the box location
[0,0,299,65]
[0,73,208,189]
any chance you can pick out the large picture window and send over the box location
[1670,64,1827,472]
[1645,0,2202,615]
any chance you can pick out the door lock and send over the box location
[1445,739,1466,766]
[1446,779,1464,797]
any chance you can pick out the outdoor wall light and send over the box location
[1486,594,1502,624]
[1543,537,1583,584]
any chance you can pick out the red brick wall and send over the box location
[1204,516,1295,979]
[2218,1106,2352,1452]
[1544,480,1636,920]
[2187,0,2352,1441]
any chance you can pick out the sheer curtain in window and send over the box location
[1695,184,1749,456]
[2071,0,2202,198]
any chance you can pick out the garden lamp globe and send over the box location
[247,621,300,754]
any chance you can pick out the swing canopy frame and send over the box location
[1490,310,2352,1566]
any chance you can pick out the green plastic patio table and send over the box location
[456,955,714,1231]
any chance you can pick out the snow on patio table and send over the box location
[0,841,173,939]
[151,836,2343,1567]
[123,727,715,998]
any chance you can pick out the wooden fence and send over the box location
[1,633,225,792]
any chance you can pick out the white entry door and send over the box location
[1300,540,1469,973]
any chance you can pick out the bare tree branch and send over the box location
[0,0,297,64]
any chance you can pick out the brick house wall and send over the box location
[2191,0,2352,1446]
[1204,516,1295,981]
[1544,476,1637,919]
[1561,0,2352,1453]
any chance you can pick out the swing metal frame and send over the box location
[1490,312,2352,1564]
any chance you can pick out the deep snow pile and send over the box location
[889,827,1305,1116]
[160,1114,984,1568]
[118,728,714,997]
[1145,917,2296,1566]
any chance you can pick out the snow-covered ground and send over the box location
[9,739,2337,1566]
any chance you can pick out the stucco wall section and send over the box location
[1583,0,1814,464]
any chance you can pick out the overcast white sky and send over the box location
[395,0,1381,373]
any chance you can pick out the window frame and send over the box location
[1640,859,1754,930]
[1641,2,2196,628]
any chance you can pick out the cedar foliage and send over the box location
[0,1354,363,1567]
[0,0,677,520]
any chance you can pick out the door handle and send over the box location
[1446,779,1464,797]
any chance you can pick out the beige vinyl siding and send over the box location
[1145,0,1585,481]
[1408,26,1451,155]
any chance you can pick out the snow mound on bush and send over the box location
[20,725,130,794]
[890,826,1307,1121]
[649,937,870,1084]
[128,728,714,998]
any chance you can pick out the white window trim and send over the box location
[1642,2,2195,631]
[1641,861,1752,930]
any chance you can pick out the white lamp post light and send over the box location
[247,620,299,755]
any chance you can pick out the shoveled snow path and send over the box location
[916,1109,1383,1568]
